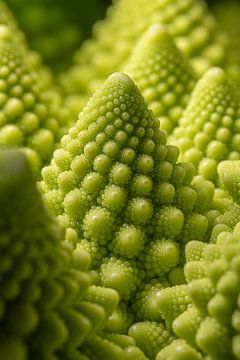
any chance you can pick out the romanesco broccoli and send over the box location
[0,25,72,175]
[124,24,196,135]
[1,0,240,359]
[171,67,240,182]
[41,72,215,358]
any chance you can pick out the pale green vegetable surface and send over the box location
[0,1,240,359]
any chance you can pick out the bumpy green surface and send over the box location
[124,24,196,135]
[129,322,174,360]
[0,149,148,360]
[156,221,240,360]
[156,339,203,360]
[41,72,215,358]
[0,25,73,175]
[171,67,240,182]
[155,164,240,359]
[60,0,226,99]
[218,160,240,203]
[1,1,240,359]
[0,0,54,83]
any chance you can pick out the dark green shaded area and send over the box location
[7,0,110,72]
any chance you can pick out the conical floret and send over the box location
[124,24,196,135]
[42,72,210,290]
[41,72,212,359]
[0,27,72,175]
[171,67,240,182]
[0,0,55,85]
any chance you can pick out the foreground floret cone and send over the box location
[41,72,216,359]
[0,149,149,360]
[171,67,240,183]
[60,0,226,99]
[124,24,196,135]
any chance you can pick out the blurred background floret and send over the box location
[5,0,226,73]
[6,0,110,72]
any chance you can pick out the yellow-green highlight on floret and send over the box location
[156,339,203,360]
[124,24,196,135]
[0,148,149,360]
[171,67,240,183]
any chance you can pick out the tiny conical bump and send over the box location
[200,67,227,85]
[217,160,240,204]
[124,23,196,135]
[140,23,170,42]
[0,24,13,41]
[108,72,136,88]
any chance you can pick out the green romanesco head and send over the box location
[40,72,216,358]
[0,25,73,176]
[41,72,210,296]
[124,23,196,135]
[171,67,240,182]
